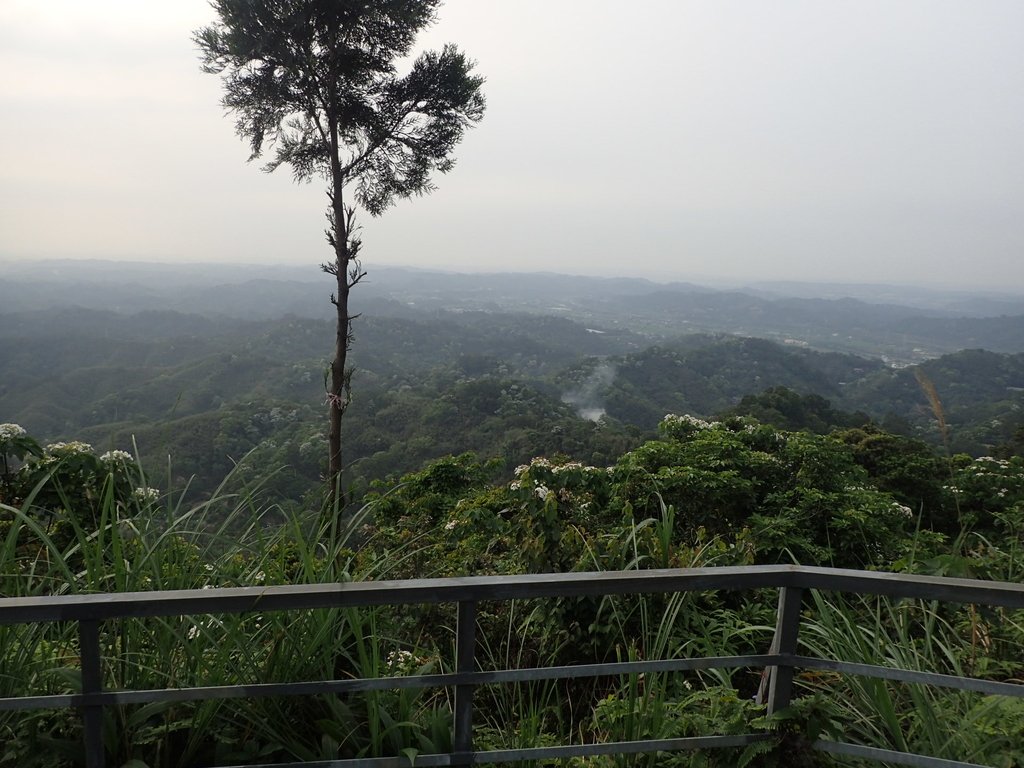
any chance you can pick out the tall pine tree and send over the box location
[196,1,485,501]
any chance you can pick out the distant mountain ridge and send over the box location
[1,259,1018,316]
[2,299,1022,494]
[3,260,1024,361]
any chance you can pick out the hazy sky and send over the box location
[2,1,1023,288]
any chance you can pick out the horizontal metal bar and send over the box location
[0,693,77,711]
[217,755,453,768]
[482,654,776,684]
[1,655,779,711]
[0,565,799,624]
[85,677,445,707]
[216,734,772,768]
[4,565,1023,768]
[795,655,1024,698]
[814,739,991,768]
[797,566,1024,609]
[474,733,772,763]
[91,675,457,708]
[4,566,1022,627]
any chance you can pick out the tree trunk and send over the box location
[327,156,349,505]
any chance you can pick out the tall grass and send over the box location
[0,458,451,767]
[798,590,1024,765]
[6,455,1021,767]
[464,498,777,767]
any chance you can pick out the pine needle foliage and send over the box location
[195,0,486,494]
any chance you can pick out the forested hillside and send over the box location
[3,268,1023,499]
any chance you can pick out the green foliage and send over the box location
[950,455,1024,532]
[798,591,1024,765]
[195,0,485,212]
[3,410,1024,766]
[845,349,1024,455]
[722,386,870,434]
[5,302,1022,503]
[0,437,158,557]
[611,416,915,568]
[745,695,842,767]
[833,425,952,531]
[593,338,859,430]
[0,424,41,501]
[0,443,457,767]
[591,684,764,767]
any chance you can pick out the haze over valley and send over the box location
[3,259,1022,497]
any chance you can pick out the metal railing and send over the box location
[2,564,1023,768]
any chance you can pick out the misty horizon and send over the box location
[3,1,1024,290]
[4,255,1024,299]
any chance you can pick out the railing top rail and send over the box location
[794,565,1024,608]
[2,565,1022,625]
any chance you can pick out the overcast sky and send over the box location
[2,1,1023,289]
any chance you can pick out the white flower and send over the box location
[662,414,712,431]
[100,449,134,465]
[187,624,201,640]
[45,440,94,457]
[552,461,584,474]
[444,519,457,531]
[386,649,415,673]
[0,423,27,441]
[891,503,914,518]
[535,484,551,501]
[132,486,160,504]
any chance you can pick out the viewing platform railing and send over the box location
[2,564,1023,768]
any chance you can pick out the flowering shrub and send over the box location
[0,423,33,449]
[507,457,614,571]
[659,412,716,438]
[0,423,42,498]
[0,426,158,532]
[510,458,611,516]
[948,455,1024,533]
[611,415,917,567]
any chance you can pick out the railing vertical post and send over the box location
[452,599,477,764]
[79,619,105,768]
[767,586,803,716]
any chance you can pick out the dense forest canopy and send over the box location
[2,264,1022,498]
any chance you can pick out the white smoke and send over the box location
[562,362,616,422]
